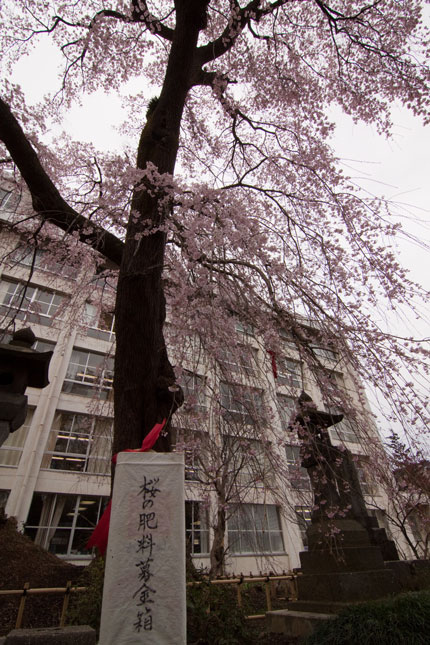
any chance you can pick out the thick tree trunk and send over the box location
[112,1,209,455]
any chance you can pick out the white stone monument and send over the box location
[100,452,186,644]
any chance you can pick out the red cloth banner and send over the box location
[86,419,166,556]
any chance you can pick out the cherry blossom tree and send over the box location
[374,433,430,559]
[0,0,429,465]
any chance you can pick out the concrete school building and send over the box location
[0,181,418,574]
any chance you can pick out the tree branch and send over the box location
[198,0,290,64]
[130,0,174,40]
[0,97,123,267]
[24,3,174,42]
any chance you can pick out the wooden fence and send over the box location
[0,582,86,630]
[188,573,298,619]
[0,572,297,629]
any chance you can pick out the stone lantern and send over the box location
[0,328,53,447]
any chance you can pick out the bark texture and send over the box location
[112,1,209,453]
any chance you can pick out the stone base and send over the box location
[287,599,361,614]
[297,567,400,602]
[266,609,336,638]
[386,559,430,591]
[300,545,385,573]
[4,626,96,644]
[305,519,372,551]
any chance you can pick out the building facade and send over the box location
[0,183,417,573]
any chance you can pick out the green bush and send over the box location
[304,590,430,645]
[67,556,105,636]
[187,580,253,645]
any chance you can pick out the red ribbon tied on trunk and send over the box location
[86,419,166,556]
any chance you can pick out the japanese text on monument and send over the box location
[133,476,160,633]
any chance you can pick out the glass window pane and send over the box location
[71,529,93,555]
[228,504,283,555]
[269,532,284,552]
[57,497,77,527]
[48,529,71,555]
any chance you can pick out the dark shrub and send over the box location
[305,590,430,645]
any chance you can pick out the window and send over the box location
[295,506,312,549]
[317,369,345,394]
[220,382,265,426]
[25,493,109,557]
[179,371,206,415]
[32,339,56,353]
[185,501,209,555]
[173,428,206,481]
[235,320,255,337]
[318,370,346,401]
[90,269,118,291]
[11,245,78,279]
[228,504,284,554]
[356,459,376,496]
[330,417,359,444]
[42,412,113,475]
[277,357,301,388]
[84,303,116,342]
[218,345,258,377]
[0,188,19,218]
[279,328,297,349]
[0,409,33,467]
[277,394,295,430]
[12,246,46,269]
[311,345,338,361]
[62,349,113,400]
[285,445,311,491]
[223,436,271,486]
[327,405,360,444]
[0,490,9,512]
[0,280,65,327]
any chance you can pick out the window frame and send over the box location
[84,303,116,342]
[218,345,258,377]
[276,356,302,388]
[295,505,312,549]
[185,500,209,556]
[285,444,311,491]
[42,412,113,475]
[0,188,19,214]
[220,382,265,426]
[228,503,285,555]
[277,393,295,430]
[173,427,207,481]
[179,371,207,415]
[62,348,114,400]
[0,280,65,326]
[25,493,109,558]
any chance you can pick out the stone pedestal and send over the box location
[290,519,401,613]
[99,452,186,645]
